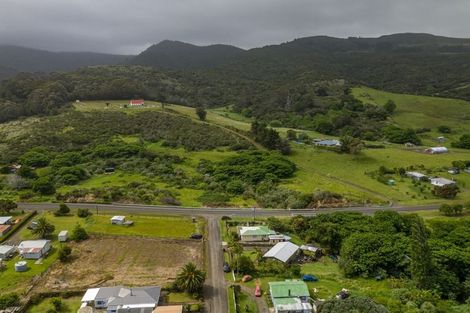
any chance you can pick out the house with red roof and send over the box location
[129,99,145,106]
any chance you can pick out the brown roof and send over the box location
[0,224,11,234]
[153,306,183,313]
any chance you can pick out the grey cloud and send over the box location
[0,0,469,54]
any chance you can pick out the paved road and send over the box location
[17,202,441,217]
[16,201,440,313]
[204,217,228,313]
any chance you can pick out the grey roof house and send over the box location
[264,242,300,263]
[81,285,161,313]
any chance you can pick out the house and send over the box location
[269,280,313,313]
[238,226,276,242]
[18,240,51,259]
[153,305,183,313]
[425,146,448,154]
[268,234,292,244]
[430,177,456,187]
[0,245,16,259]
[58,230,68,242]
[81,285,161,313]
[263,242,300,263]
[0,225,12,236]
[0,216,13,225]
[129,99,145,106]
[314,139,341,147]
[406,171,427,181]
[448,168,460,175]
[111,216,126,225]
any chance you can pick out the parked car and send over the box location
[302,274,318,282]
[223,262,231,273]
[255,285,262,297]
[190,234,203,240]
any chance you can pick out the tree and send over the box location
[71,223,89,242]
[439,204,463,216]
[58,245,72,262]
[196,106,207,121]
[77,208,92,218]
[32,176,56,195]
[433,184,460,199]
[340,136,363,154]
[0,293,20,310]
[0,199,17,214]
[318,296,388,313]
[438,125,451,133]
[452,134,470,149]
[175,262,206,294]
[31,217,55,239]
[234,255,255,275]
[286,129,297,141]
[54,203,70,216]
[384,99,397,114]
[410,217,434,290]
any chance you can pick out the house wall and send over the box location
[241,235,268,242]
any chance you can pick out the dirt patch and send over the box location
[40,236,203,291]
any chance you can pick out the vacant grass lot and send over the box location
[18,212,200,240]
[27,296,81,313]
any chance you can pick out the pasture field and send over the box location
[38,236,203,291]
[18,212,201,240]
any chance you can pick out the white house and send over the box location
[431,177,456,187]
[314,139,341,147]
[238,226,276,242]
[81,286,161,313]
[269,281,313,313]
[58,230,69,242]
[0,245,16,259]
[111,216,126,225]
[406,171,427,181]
[425,147,448,154]
[264,242,300,263]
[18,240,51,259]
[0,216,13,225]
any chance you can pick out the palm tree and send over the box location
[31,217,55,239]
[176,262,206,294]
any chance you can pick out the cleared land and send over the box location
[39,236,203,291]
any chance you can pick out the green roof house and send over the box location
[238,225,276,242]
[269,280,313,313]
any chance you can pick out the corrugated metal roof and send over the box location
[263,242,299,263]
[239,226,275,236]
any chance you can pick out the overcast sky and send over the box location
[1,0,469,54]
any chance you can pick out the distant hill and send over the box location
[131,40,245,69]
[0,65,17,81]
[0,45,130,73]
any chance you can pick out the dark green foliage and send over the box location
[232,255,256,275]
[251,121,291,154]
[438,125,451,133]
[31,217,55,239]
[175,262,206,294]
[318,296,389,313]
[432,184,460,199]
[197,192,230,206]
[195,106,207,121]
[17,165,37,179]
[0,293,20,310]
[58,245,72,262]
[20,150,50,167]
[340,233,409,277]
[71,224,88,242]
[339,136,363,154]
[0,199,17,214]
[77,208,92,218]
[452,134,470,149]
[32,176,56,195]
[93,142,142,159]
[410,217,434,290]
[383,126,421,145]
[439,204,464,216]
[54,203,70,216]
[383,100,397,114]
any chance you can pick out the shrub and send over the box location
[71,224,89,242]
[58,245,72,262]
[77,208,92,218]
[0,293,20,310]
[54,203,70,216]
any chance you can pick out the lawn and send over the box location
[27,296,81,313]
[18,211,200,240]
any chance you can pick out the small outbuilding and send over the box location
[264,242,300,264]
[425,146,448,154]
[18,240,51,259]
[406,171,427,181]
[111,216,126,225]
[58,230,69,242]
[431,177,456,187]
[0,245,16,259]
